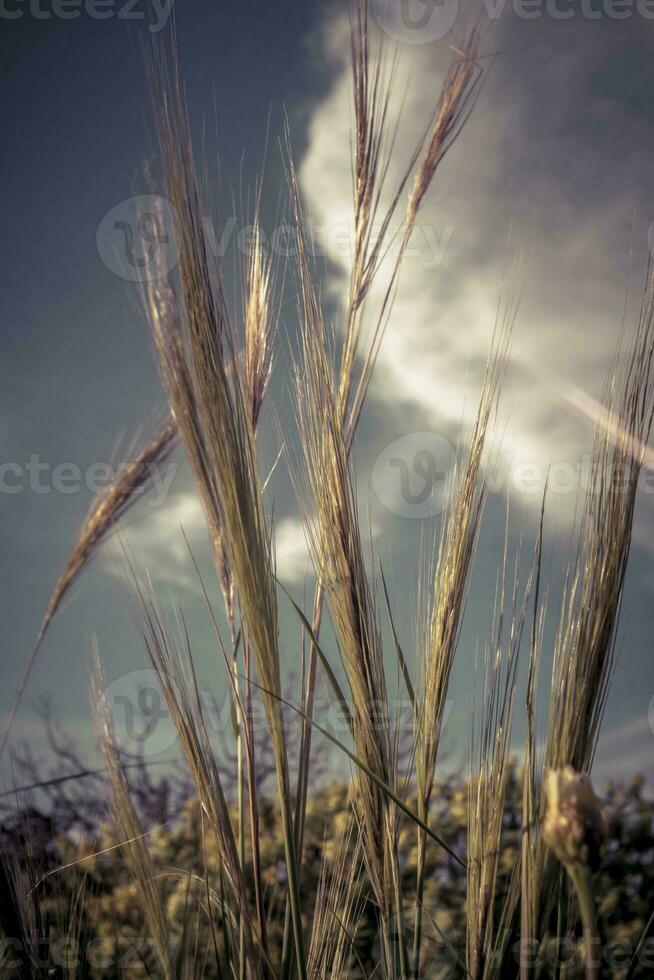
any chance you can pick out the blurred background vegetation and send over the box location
[2,723,652,978]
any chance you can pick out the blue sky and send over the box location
[3,0,654,791]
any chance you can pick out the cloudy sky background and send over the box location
[3,0,654,790]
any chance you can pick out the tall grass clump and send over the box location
[3,5,654,979]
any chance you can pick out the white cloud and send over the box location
[275,516,312,585]
[101,489,313,590]
[298,7,654,535]
[102,491,208,589]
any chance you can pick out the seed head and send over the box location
[543,766,606,871]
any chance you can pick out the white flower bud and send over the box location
[542,766,605,870]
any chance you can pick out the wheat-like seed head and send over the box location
[244,221,275,432]
[93,653,172,978]
[415,303,513,814]
[0,418,177,761]
[146,41,307,974]
[295,302,397,927]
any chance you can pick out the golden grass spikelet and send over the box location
[547,263,654,777]
[146,40,306,975]
[411,297,514,972]
[94,655,172,978]
[416,311,511,807]
[290,10,485,913]
[466,535,531,980]
[406,30,482,228]
[36,419,177,648]
[513,263,654,952]
[294,308,406,970]
[307,821,363,978]
[243,221,275,432]
[128,575,261,972]
[0,418,177,760]
[345,20,483,445]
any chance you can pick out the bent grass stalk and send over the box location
[0,418,177,761]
